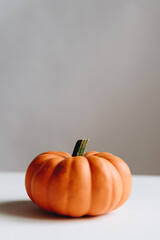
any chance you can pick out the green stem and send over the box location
[72,139,89,156]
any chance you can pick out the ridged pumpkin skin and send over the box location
[25,150,132,217]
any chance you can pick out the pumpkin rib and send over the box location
[30,159,53,206]
[107,154,131,211]
[92,156,123,213]
[48,157,73,216]
[47,159,63,213]
[112,170,132,210]
[86,156,93,216]
[25,152,69,202]
[65,157,75,216]
[96,157,122,214]
[84,151,99,157]
[39,151,71,158]
[66,157,77,216]
[46,158,66,212]
[96,152,132,211]
[25,156,50,202]
[66,157,91,217]
[86,156,113,215]
[31,157,65,211]
[66,157,81,217]
[101,161,123,213]
[62,157,73,216]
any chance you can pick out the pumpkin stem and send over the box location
[72,139,89,156]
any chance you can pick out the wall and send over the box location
[0,0,160,174]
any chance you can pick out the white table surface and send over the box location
[0,172,160,240]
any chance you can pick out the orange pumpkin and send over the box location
[25,139,132,217]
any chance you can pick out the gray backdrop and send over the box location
[0,0,160,174]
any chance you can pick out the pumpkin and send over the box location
[25,139,132,217]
